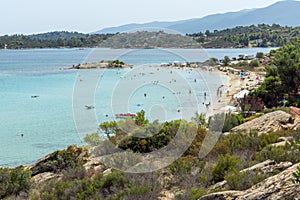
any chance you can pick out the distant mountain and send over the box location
[92,20,192,34]
[94,0,300,34]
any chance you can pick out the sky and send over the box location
[0,0,292,35]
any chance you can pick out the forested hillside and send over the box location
[188,24,300,48]
[1,24,300,49]
[0,31,115,49]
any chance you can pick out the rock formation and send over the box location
[231,111,294,134]
[201,162,300,200]
[209,160,293,192]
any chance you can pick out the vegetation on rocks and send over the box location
[1,112,300,199]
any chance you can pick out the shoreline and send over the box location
[65,62,244,115]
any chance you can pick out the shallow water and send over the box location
[0,47,274,166]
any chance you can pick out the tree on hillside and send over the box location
[134,110,149,126]
[273,39,300,94]
[99,121,118,138]
[223,56,231,66]
[254,75,283,108]
[256,52,264,59]
[253,39,300,108]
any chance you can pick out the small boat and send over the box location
[31,95,39,98]
[115,113,136,119]
[85,105,95,110]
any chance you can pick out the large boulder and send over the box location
[231,111,294,134]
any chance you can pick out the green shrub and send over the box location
[222,114,240,132]
[0,167,32,198]
[212,154,241,183]
[168,156,205,175]
[96,171,128,189]
[84,132,102,146]
[31,145,87,176]
[256,145,300,163]
[292,166,300,184]
[39,169,158,200]
[189,187,206,200]
[249,60,260,67]
[113,185,151,200]
[225,169,267,190]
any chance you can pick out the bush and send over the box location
[168,156,205,175]
[84,132,102,146]
[292,166,300,184]
[113,185,151,200]
[249,60,260,67]
[31,145,87,176]
[256,144,300,163]
[212,154,241,183]
[189,187,206,200]
[0,167,32,199]
[40,171,129,200]
[222,114,241,132]
[225,169,267,190]
[256,52,264,59]
[96,171,128,189]
[208,113,243,133]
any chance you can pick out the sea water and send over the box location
[0,48,274,166]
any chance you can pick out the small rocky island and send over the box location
[68,60,132,69]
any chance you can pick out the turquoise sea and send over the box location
[0,47,274,166]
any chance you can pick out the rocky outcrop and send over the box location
[209,160,293,192]
[32,172,62,185]
[201,163,300,200]
[231,111,294,134]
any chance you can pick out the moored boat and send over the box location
[115,113,136,118]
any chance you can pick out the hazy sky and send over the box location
[0,0,290,35]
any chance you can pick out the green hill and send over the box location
[188,24,300,48]
[98,31,202,48]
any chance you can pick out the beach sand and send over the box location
[210,69,242,115]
